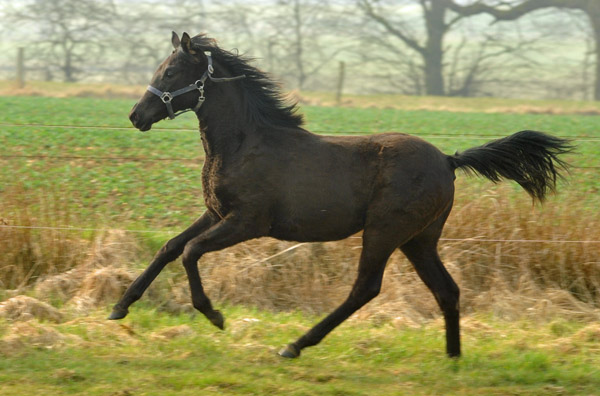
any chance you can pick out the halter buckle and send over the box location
[160,92,173,103]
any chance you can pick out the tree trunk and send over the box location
[64,50,75,82]
[293,0,306,90]
[422,2,447,96]
[590,6,600,100]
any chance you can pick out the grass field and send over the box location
[1,90,599,395]
[1,306,600,396]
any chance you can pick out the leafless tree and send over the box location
[357,0,543,97]
[259,0,351,90]
[3,0,118,82]
[447,0,600,100]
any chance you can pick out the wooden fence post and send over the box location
[335,61,345,106]
[16,47,25,89]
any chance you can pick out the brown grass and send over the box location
[1,182,598,323]
[190,184,600,323]
[0,188,93,290]
[290,90,600,115]
[0,321,77,356]
[0,80,144,100]
[3,80,600,115]
[0,295,63,323]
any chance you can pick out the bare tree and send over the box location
[358,0,453,95]
[357,0,538,96]
[3,0,118,82]
[447,0,600,100]
[261,0,351,90]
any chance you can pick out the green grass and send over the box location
[1,307,599,395]
[0,95,596,230]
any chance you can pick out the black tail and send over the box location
[448,130,574,202]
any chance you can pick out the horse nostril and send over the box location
[129,108,139,124]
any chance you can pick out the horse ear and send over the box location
[180,32,197,54]
[171,31,180,49]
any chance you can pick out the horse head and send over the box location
[129,32,210,131]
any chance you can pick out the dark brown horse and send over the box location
[111,32,572,358]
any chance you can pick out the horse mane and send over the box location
[191,34,304,129]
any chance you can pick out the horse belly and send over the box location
[269,186,367,242]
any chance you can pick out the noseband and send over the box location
[147,51,246,119]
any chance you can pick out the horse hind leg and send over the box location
[279,228,399,358]
[400,234,461,357]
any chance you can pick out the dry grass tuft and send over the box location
[0,295,63,323]
[150,324,194,340]
[74,267,135,308]
[572,324,600,343]
[32,230,142,306]
[0,321,77,356]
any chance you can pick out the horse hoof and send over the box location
[278,344,300,359]
[107,307,128,320]
[209,310,225,330]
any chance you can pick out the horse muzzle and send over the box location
[129,103,153,132]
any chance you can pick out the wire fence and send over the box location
[2,122,600,141]
[1,224,599,244]
[2,121,598,246]
[2,122,599,167]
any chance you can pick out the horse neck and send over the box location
[196,85,247,158]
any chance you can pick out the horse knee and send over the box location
[155,238,184,262]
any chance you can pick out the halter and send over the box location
[147,51,246,120]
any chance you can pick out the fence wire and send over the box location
[1,224,599,244]
[1,122,600,141]
[2,120,598,247]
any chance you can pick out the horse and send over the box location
[111,32,572,359]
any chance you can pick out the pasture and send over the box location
[1,91,599,395]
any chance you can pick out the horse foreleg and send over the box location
[180,215,260,329]
[108,211,218,320]
[279,231,396,358]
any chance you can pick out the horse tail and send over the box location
[448,130,574,202]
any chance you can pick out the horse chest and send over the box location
[201,157,239,217]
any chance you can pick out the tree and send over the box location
[3,0,117,82]
[357,0,534,96]
[261,0,350,90]
[358,0,453,95]
[447,0,600,100]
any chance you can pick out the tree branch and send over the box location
[358,0,426,55]
[446,0,588,21]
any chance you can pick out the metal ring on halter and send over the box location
[160,92,173,103]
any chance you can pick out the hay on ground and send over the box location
[75,267,135,307]
[0,295,63,323]
[0,321,77,356]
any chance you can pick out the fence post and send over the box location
[16,47,25,89]
[335,61,345,106]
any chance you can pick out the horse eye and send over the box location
[165,69,176,78]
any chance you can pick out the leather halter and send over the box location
[147,51,246,119]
